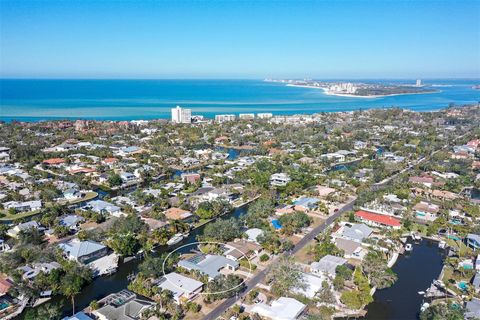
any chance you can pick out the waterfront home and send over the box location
[355,210,401,229]
[270,173,291,187]
[164,207,193,221]
[119,172,137,183]
[59,239,108,264]
[178,254,239,280]
[181,173,201,184]
[336,223,373,243]
[63,312,94,320]
[2,200,42,213]
[59,239,118,276]
[63,188,81,200]
[466,234,480,250]
[83,200,123,217]
[156,272,203,304]
[311,255,347,278]
[245,228,264,243]
[93,289,154,320]
[413,201,440,222]
[334,238,366,260]
[293,197,319,212]
[19,262,61,281]
[7,221,44,238]
[292,272,326,299]
[250,297,306,320]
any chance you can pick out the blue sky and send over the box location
[0,0,479,79]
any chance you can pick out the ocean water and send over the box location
[0,79,479,122]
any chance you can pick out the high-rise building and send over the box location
[215,114,236,122]
[171,106,192,124]
[416,79,422,87]
[239,113,255,120]
[257,113,273,119]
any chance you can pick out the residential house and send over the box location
[311,255,347,278]
[156,272,203,304]
[84,200,122,217]
[7,221,44,238]
[3,200,42,213]
[355,210,401,229]
[164,207,193,222]
[467,234,480,250]
[251,297,306,320]
[337,223,373,243]
[245,228,264,244]
[93,290,154,320]
[59,239,109,264]
[178,254,239,280]
[413,201,440,222]
[293,197,319,212]
[270,173,291,187]
[63,312,94,320]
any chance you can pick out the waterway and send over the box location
[362,240,445,320]
[41,204,249,318]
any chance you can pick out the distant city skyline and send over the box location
[0,0,479,79]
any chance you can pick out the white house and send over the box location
[157,272,203,303]
[251,297,306,320]
[270,173,291,187]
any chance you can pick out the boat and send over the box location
[167,233,184,246]
[418,291,425,295]
[410,231,422,242]
[420,302,430,312]
[405,243,413,252]
[438,240,447,249]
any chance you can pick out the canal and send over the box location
[362,239,445,320]
[36,204,249,318]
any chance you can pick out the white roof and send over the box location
[245,228,264,242]
[292,272,325,298]
[158,272,203,300]
[251,297,306,320]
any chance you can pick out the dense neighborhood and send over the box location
[0,105,479,320]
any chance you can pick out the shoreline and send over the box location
[286,83,441,98]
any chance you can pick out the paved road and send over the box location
[203,198,356,320]
[203,133,473,320]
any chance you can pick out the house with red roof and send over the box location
[355,210,401,230]
[42,158,66,166]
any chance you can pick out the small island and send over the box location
[265,79,440,98]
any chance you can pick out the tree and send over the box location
[362,251,397,289]
[202,218,241,242]
[108,174,122,186]
[279,211,311,235]
[317,280,335,304]
[420,303,464,320]
[267,256,306,296]
[61,272,84,315]
[204,274,244,302]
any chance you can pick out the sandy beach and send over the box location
[286,83,440,98]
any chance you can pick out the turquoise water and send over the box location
[0,79,479,122]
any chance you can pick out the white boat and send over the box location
[167,233,184,246]
[418,291,425,295]
[405,243,413,252]
[438,240,447,249]
[410,232,422,242]
[420,302,430,312]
